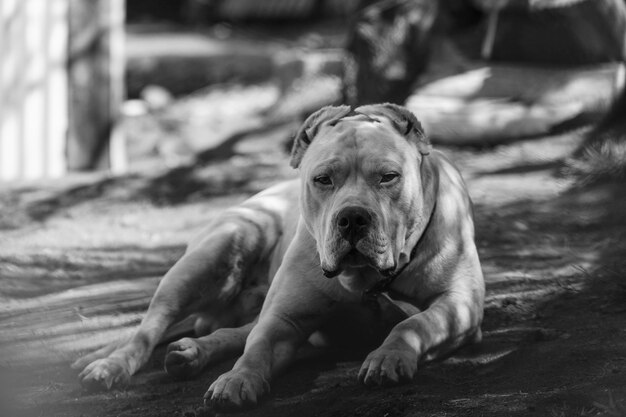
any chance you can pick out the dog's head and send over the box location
[291,103,436,291]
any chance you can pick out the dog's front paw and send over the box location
[78,358,131,391]
[358,342,417,386]
[205,368,269,412]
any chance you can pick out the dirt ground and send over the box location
[1,124,626,417]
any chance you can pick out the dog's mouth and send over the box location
[322,247,368,278]
[343,248,370,267]
[322,246,395,279]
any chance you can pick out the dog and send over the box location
[73,103,485,412]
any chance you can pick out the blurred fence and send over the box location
[0,0,124,182]
[0,0,69,181]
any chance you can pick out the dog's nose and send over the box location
[336,206,372,243]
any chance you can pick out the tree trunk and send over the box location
[67,0,125,171]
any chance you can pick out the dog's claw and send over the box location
[358,344,417,386]
[78,358,131,391]
[205,369,269,412]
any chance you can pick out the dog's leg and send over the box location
[205,314,309,411]
[164,321,255,379]
[164,282,267,379]
[74,216,275,390]
[358,283,484,386]
[205,230,335,411]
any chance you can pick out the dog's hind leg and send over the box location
[74,208,281,390]
[163,280,267,379]
[165,321,255,379]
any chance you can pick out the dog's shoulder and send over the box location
[395,150,478,301]
[428,150,474,231]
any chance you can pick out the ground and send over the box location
[1,123,626,417]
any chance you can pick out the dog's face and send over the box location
[291,104,433,291]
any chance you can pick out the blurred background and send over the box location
[1,1,626,417]
[1,0,625,182]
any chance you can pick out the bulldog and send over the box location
[73,103,484,412]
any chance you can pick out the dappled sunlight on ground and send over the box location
[1,126,625,417]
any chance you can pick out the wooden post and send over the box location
[67,0,125,171]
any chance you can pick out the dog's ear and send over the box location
[355,103,431,155]
[290,105,353,169]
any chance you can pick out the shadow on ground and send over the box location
[2,135,626,417]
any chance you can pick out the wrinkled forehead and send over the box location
[304,116,412,167]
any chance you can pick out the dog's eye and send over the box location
[314,175,333,186]
[380,172,400,184]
